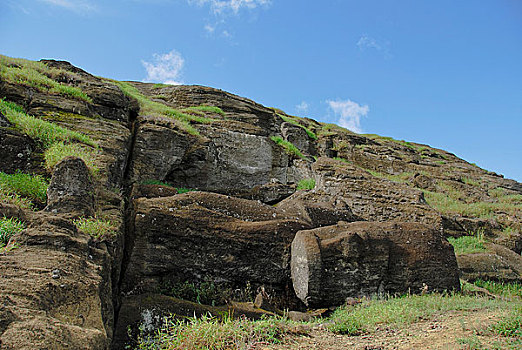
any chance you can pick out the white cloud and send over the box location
[357,35,392,58]
[204,24,216,33]
[190,0,271,15]
[296,101,309,114]
[142,50,185,85]
[39,0,95,12]
[327,99,369,134]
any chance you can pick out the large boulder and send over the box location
[291,221,460,308]
[121,191,311,305]
[457,243,522,283]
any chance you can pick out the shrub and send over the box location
[270,136,306,159]
[44,142,99,173]
[297,178,316,190]
[73,217,116,240]
[0,172,48,205]
[447,230,486,255]
[0,217,25,247]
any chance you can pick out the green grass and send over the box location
[0,99,96,148]
[473,280,522,298]
[159,280,231,306]
[184,105,225,116]
[333,157,352,164]
[0,187,33,210]
[141,179,173,187]
[278,114,317,140]
[270,136,306,159]
[0,217,25,247]
[327,293,514,336]
[423,190,521,219]
[0,55,92,103]
[462,177,480,186]
[297,178,316,190]
[111,81,214,136]
[135,314,299,350]
[73,217,116,240]
[490,306,522,338]
[0,172,48,205]
[447,231,486,255]
[44,142,99,173]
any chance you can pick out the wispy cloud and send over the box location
[38,0,96,13]
[191,0,271,35]
[142,50,185,85]
[327,99,369,134]
[190,0,271,15]
[296,101,309,114]
[357,35,392,58]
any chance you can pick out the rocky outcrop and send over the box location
[291,222,460,308]
[0,57,520,349]
[0,213,114,349]
[121,191,311,301]
[457,243,522,282]
[45,157,95,217]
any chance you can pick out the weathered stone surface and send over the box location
[121,191,310,302]
[291,221,460,308]
[457,243,522,282]
[277,190,361,227]
[281,122,312,156]
[167,126,290,191]
[45,157,95,217]
[311,157,442,225]
[0,213,114,350]
[0,113,44,175]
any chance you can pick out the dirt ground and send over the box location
[266,309,519,350]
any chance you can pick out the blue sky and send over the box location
[1,0,521,181]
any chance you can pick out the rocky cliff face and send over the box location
[0,56,520,349]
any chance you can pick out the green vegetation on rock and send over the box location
[0,99,96,148]
[73,217,116,240]
[0,99,99,173]
[0,217,25,248]
[278,114,317,140]
[111,81,216,136]
[44,142,99,173]
[447,231,486,255]
[0,55,92,103]
[270,136,306,159]
[0,172,48,206]
[297,178,316,190]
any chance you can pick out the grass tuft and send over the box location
[73,217,116,240]
[297,178,316,190]
[44,142,99,173]
[0,217,25,247]
[447,230,486,255]
[270,136,306,159]
[0,172,48,205]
